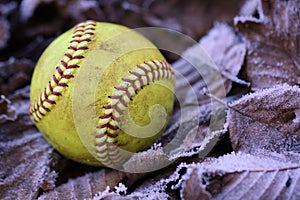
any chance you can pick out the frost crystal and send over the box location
[151,142,162,150]
[114,183,127,195]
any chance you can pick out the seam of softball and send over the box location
[29,20,96,123]
[95,60,175,167]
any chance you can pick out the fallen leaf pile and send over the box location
[1,0,300,199]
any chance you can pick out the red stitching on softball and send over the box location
[137,66,150,84]
[35,113,41,120]
[38,109,45,116]
[98,123,118,131]
[95,60,175,167]
[51,91,62,96]
[114,86,133,100]
[68,46,89,51]
[99,113,121,122]
[108,95,128,107]
[46,99,56,105]
[122,78,138,93]
[107,133,118,138]
[39,95,43,106]
[42,104,51,112]
[30,21,96,123]
[112,105,124,115]
[145,62,156,81]
[48,81,53,92]
[85,28,96,31]
[52,75,59,84]
[107,151,119,157]
[71,38,92,43]
[43,89,48,99]
[130,71,144,88]
[61,60,80,69]
[64,53,85,60]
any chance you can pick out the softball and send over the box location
[29,20,175,168]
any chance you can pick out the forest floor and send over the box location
[1,0,300,199]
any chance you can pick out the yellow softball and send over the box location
[29,20,175,168]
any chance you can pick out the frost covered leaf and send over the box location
[179,152,300,200]
[122,42,228,173]
[120,165,179,200]
[0,133,56,199]
[0,87,57,199]
[123,107,223,173]
[170,41,228,150]
[200,22,248,92]
[0,95,16,123]
[38,169,126,200]
[228,84,300,153]
[235,0,300,90]
[89,187,127,200]
[123,146,171,173]
[127,183,171,200]
[0,87,34,141]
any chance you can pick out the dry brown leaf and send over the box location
[0,17,9,49]
[0,58,34,95]
[228,84,300,153]
[20,0,99,22]
[0,2,13,50]
[134,0,245,39]
[179,152,300,200]
[39,169,126,200]
[235,0,300,90]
